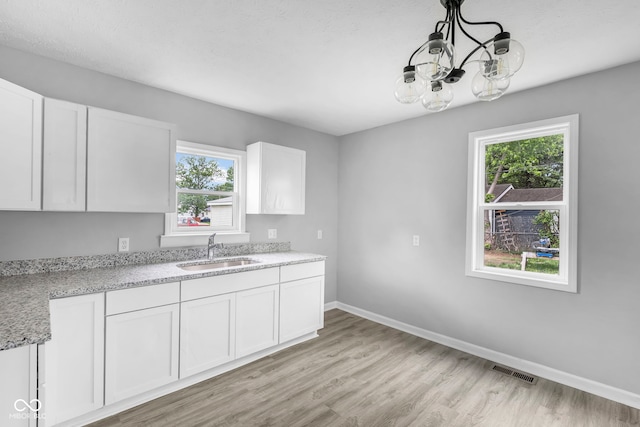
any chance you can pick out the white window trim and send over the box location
[160,141,249,248]
[465,115,579,292]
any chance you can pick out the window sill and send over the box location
[466,267,576,293]
[160,232,250,248]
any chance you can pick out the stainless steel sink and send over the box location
[177,258,259,271]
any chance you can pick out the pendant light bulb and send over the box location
[480,32,525,81]
[422,81,453,112]
[394,65,427,104]
[415,32,455,81]
[471,72,510,101]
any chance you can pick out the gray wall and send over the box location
[2,41,639,397]
[338,61,640,395]
[0,45,339,302]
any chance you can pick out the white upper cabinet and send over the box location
[43,98,87,211]
[0,78,42,211]
[246,141,306,214]
[0,79,178,213]
[87,107,176,212]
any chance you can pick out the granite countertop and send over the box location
[0,248,325,351]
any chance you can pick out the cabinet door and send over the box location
[0,345,37,427]
[280,276,325,343]
[105,304,179,404]
[180,294,236,378]
[44,293,104,425]
[0,78,42,210]
[246,141,305,214]
[87,107,176,212]
[236,284,279,358]
[43,98,87,211]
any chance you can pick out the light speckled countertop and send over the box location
[0,250,325,351]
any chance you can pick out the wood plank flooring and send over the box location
[89,309,640,427]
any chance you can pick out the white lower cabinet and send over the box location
[280,276,325,343]
[180,293,236,378]
[105,304,180,404]
[31,260,324,425]
[104,283,180,405]
[44,293,104,426]
[0,345,37,427]
[236,284,280,358]
[279,261,325,343]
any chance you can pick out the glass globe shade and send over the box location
[421,81,454,112]
[415,33,455,81]
[394,67,427,104]
[471,72,510,101]
[480,36,524,81]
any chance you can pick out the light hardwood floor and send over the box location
[90,309,639,426]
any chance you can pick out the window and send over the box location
[466,115,578,292]
[161,141,248,247]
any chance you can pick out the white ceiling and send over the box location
[1,0,639,136]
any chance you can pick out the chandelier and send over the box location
[394,0,524,112]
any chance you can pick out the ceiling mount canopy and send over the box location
[394,0,524,112]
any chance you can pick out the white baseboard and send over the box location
[324,301,338,311]
[334,301,640,410]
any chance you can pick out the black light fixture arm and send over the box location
[449,1,505,69]
[454,8,486,49]
[407,41,428,67]
[455,3,503,33]
[407,6,452,66]
[434,6,451,33]
[458,37,495,69]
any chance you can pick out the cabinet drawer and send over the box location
[280,261,325,283]
[106,282,180,315]
[181,268,279,301]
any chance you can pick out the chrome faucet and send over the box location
[207,233,223,260]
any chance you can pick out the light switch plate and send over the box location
[268,229,277,239]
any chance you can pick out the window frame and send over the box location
[160,140,249,248]
[465,115,579,292]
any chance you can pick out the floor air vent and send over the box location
[490,363,538,385]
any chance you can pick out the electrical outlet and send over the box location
[317,230,323,240]
[412,235,420,246]
[118,237,130,252]
[268,229,277,239]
